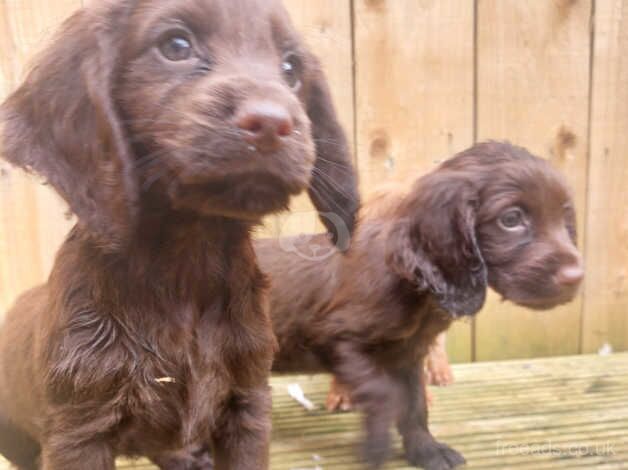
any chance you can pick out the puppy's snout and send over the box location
[555,263,584,286]
[236,100,294,153]
[552,228,584,287]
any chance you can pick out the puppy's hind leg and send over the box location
[0,412,40,470]
[425,333,454,387]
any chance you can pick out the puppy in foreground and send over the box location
[0,1,358,469]
[258,142,584,469]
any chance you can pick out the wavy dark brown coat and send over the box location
[0,1,359,469]
[256,142,583,470]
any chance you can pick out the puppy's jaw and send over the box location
[485,241,583,310]
[167,173,306,220]
[490,270,582,310]
[511,291,581,311]
[156,138,316,219]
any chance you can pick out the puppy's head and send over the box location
[472,144,583,310]
[387,141,583,317]
[0,0,359,250]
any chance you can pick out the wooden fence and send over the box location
[1,0,626,362]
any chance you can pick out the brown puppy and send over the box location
[0,1,359,469]
[257,142,584,469]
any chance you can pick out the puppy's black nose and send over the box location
[236,101,294,153]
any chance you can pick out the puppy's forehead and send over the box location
[477,158,572,222]
[131,0,295,45]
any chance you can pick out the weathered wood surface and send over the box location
[265,353,628,469]
[582,0,628,354]
[1,353,624,469]
[0,0,80,315]
[474,0,592,361]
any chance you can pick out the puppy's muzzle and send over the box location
[236,100,295,153]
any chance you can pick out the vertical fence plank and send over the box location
[259,1,354,240]
[353,0,474,362]
[284,0,354,148]
[582,0,628,354]
[0,1,80,314]
[475,0,592,360]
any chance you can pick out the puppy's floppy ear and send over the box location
[304,57,360,251]
[0,5,137,252]
[386,171,487,316]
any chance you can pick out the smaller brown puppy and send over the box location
[258,142,584,469]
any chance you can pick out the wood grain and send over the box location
[582,0,628,354]
[0,353,622,469]
[0,0,79,314]
[353,0,475,362]
[474,0,592,360]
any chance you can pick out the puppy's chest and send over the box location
[57,300,265,450]
[126,316,227,400]
[113,309,232,441]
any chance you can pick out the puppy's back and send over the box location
[255,235,340,372]
[0,285,49,439]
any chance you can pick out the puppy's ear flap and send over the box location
[304,57,360,251]
[386,172,487,317]
[0,6,137,251]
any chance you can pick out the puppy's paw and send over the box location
[326,377,354,412]
[153,446,213,470]
[406,441,465,470]
[362,434,392,469]
[426,353,454,387]
[190,448,214,470]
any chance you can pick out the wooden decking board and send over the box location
[0,353,626,469]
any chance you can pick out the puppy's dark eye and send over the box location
[281,53,303,91]
[498,208,526,231]
[159,34,193,61]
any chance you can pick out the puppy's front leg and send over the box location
[332,342,401,469]
[41,439,114,470]
[212,386,271,470]
[397,362,465,470]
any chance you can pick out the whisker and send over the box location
[311,167,358,203]
[313,158,357,177]
[308,184,353,217]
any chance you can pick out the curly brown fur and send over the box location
[256,142,583,469]
[0,1,359,469]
